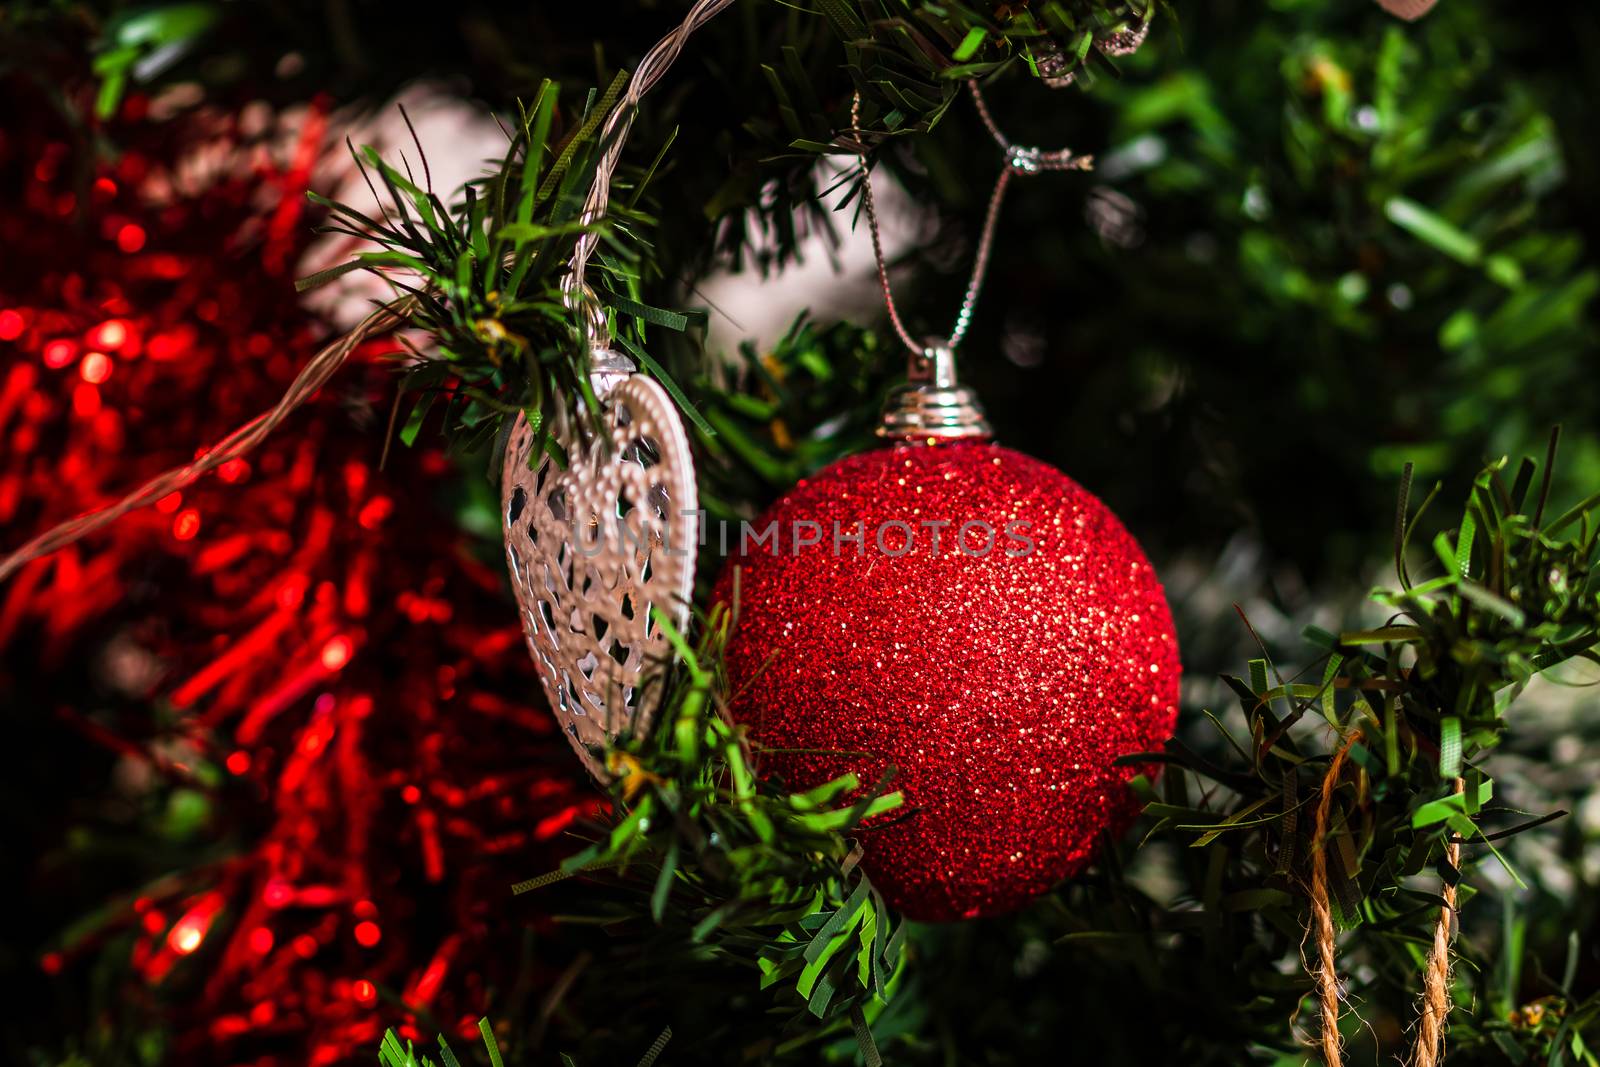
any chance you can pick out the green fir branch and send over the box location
[514,602,906,1040]
[300,78,699,456]
[1150,441,1600,1060]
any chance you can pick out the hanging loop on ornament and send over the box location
[851,82,1093,364]
[563,0,738,316]
[587,347,637,402]
[559,277,631,447]
[562,276,611,356]
[907,340,943,386]
[852,80,1090,434]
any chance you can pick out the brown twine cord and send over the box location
[0,298,412,585]
[1309,730,1363,1066]
[1308,729,1464,1067]
[1411,776,1465,1067]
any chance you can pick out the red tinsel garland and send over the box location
[0,90,588,1064]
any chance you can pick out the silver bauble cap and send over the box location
[877,341,993,442]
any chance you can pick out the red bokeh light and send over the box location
[79,352,112,384]
[115,223,146,253]
[172,508,202,541]
[169,918,205,956]
[89,319,129,349]
[43,339,76,368]
[217,458,251,483]
[319,634,353,671]
[71,382,100,418]
[147,327,192,361]
[357,495,393,529]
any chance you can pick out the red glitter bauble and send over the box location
[714,440,1180,921]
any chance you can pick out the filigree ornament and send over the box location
[501,354,698,780]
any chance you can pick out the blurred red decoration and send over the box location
[0,87,590,1062]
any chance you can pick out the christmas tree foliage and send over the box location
[4,1,1600,1064]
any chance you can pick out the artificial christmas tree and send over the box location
[5,1,1600,1064]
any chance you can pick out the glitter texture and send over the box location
[714,440,1180,921]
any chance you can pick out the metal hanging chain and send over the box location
[851,79,1092,357]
